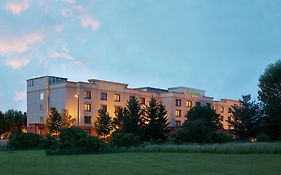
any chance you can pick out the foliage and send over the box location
[112,106,125,132]
[211,131,234,143]
[229,95,263,140]
[45,108,62,136]
[258,59,281,140]
[4,109,27,134]
[256,133,271,142]
[111,132,140,147]
[94,109,113,139]
[143,97,169,141]
[0,111,7,136]
[8,133,44,149]
[61,109,76,129]
[123,96,144,135]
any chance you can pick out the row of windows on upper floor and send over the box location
[175,99,211,108]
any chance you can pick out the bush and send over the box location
[111,133,140,147]
[171,128,185,144]
[9,133,44,149]
[80,136,105,153]
[211,131,233,143]
[256,133,271,142]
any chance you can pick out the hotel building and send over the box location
[27,76,239,135]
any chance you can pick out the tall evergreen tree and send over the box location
[61,109,76,129]
[228,95,262,140]
[94,109,113,139]
[123,96,143,135]
[258,59,281,140]
[0,111,7,137]
[144,97,169,141]
[5,109,26,134]
[46,108,62,136]
[112,106,125,132]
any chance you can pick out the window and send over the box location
[100,92,107,100]
[84,116,91,124]
[228,125,233,130]
[129,95,135,100]
[228,116,231,121]
[114,106,121,113]
[228,108,232,113]
[196,102,201,106]
[176,99,181,107]
[40,92,44,100]
[100,104,107,112]
[84,104,91,111]
[186,100,192,107]
[40,104,44,112]
[206,103,211,108]
[40,117,44,124]
[140,97,145,105]
[114,94,120,102]
[27,79,34,86]
[84,91,91,99]
[220,107,224,113]
[175,120,181,127]
[220,116,224,121]
[175,110,181,117]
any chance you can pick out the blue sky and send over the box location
[0,0,280,112]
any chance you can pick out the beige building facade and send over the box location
[27,76,239,134]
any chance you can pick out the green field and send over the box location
[1,150,281,175]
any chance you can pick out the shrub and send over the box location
[256,133,271,142]
[9,133,44,149]
[111,133,140,147]
[211,131,233,143]
[80,136,105,153]
[171,128,185,144]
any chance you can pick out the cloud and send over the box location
[49,52,75,60]
[5,57,31,69]
[6,0,30,15]
[14,90,26,101]
[61,8,71,17]
[0,33,44,55]
[81,16,100,31]
[54,24,64,32]
[64,0,76,4]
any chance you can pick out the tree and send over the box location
[144,97,169,141]
[61,109,76,129]
[94,109,113,139]
[258,59,281,140]
[112,106,125,132]
[123,96,143,135]
[46,108,62,136]
[5,109,27,134]
[0,111,7,137]
[228,95,263,140]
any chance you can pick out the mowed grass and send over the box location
[1,150,281,175]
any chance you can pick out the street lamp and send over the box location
[75,94,79,126]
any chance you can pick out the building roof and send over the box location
[134,87,169,93]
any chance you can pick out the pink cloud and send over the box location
[14,90,26,101]
[5,57,31,70]
[6,0,30,15]
[49,52,74,60]
[81,17,100,31]
[0,33,44,55]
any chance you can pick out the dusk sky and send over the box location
[0,0,280,112]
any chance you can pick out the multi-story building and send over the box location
[27,76,239,135]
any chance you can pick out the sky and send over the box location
[0,0,280,112]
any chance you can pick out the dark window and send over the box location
[220,116,224,121]
[206,103,211,108]
[140,97,145,104]
[175,120,181,127]
[100,105,107,112]
[228,108,232,113]
[100,92,107,100]
[175,110,181,117]
[196,102,201,106]
[114,94,120,102]
[129,95,135,100]
[84,116,91,124]
[84,104,91,111]
[176,99,182,107]
[84,91,91,99]
[27,80,34,86]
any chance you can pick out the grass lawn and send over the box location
[1,150,281,175]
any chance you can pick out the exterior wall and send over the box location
[27,76,239,134]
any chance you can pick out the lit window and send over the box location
[100,105,107,112]
[196,102,201,106]
[186,100,192,107]
[175,110,181,117]
[84,91,91,99]
[84,116,91,124]
[84,104,91,111]
[175,120,181,127]
[114,106,121,113]
[40,92,44,100]
[220,107,224,113]
[140,97,145,105]
[114,94,120,102]
[100,93,107,100]
[40,104,44,111]
[176,99,181,107]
